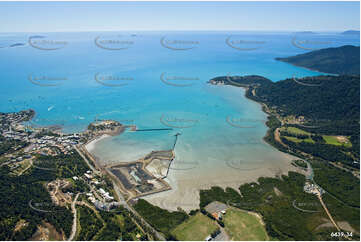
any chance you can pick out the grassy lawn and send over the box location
[284,136,302,143]
[284,136,314,144]
[283,126,310,135]
[223,208,268,241]
[323,135,352,148]
[171,213,218,241]
[303,137,315,144]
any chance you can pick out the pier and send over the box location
[134,128,173,132]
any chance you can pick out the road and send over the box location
[212,227,230,241]
[274,128,287,148]
[75,144,164,240]
[111,180,166,241]
[68,193,80,241]
[273,132,344,232]
[317,194,340,231]
[73,145,100,175]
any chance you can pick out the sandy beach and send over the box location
[85,134,111,153]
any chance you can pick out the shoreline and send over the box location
[275,58,339,76]
[143,152,297,212]
[80,83,300,212]
[142,84,299,211]
[85,134,111,153]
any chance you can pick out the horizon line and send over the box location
[0,29,359,33]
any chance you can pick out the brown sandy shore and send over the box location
[143,152,297,212]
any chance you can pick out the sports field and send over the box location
[323,135,352,147]
[223,208,268,241]
[171,213,218,241]
[282,126,310,135]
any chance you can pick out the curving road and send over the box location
[68,193,80,241]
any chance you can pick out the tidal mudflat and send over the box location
[89,85,298,211]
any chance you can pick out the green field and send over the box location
[171,213,218,241]
[223,208,268,241]
[303,137,315,143]
[283,126,310,135]
[322,135,352,147]
[284,136,314,143]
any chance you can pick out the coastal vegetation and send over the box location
[206,44,360,240]
[133,199,188,239]
[199,171,359,240]
[312,159,360,208]
[210,74,360,168]
[292,159,308,169]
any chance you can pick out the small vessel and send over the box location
[47,105,54,111]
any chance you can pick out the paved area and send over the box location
[205,201,228,214]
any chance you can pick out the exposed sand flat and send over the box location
[145,159,171,178]
[144,152,297,212]
[88,85,299,212]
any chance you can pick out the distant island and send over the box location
[342,30,360,35]
[293,31,316,34]
[9,43,25,48]
[276,45,360,75]
[28,35,46,39]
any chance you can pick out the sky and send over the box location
[0,1,359,32]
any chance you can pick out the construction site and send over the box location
[105,149,175,200]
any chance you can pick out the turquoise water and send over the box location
[1,32,359,208]
[1,32,358,133]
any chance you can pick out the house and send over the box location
[103,193,114,201]
[84,173,92,179]
[204,201,228,220]
[98,188,106,195]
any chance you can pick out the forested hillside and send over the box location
[276,45,360,75]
